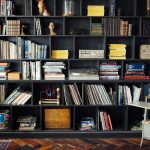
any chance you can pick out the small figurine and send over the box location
[21,25,26,35]
[37,0,50,16]
[49,21,56,36]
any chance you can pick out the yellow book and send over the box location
[87,5,104,9]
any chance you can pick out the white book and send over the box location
[36,61,41,80]
[18,92,32,105]
[22,61,27,80]
[11,92,26,105]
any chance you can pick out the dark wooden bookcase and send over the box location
[0,0,149,138]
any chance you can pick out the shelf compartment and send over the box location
[42,106,74,130]
[51,36,74,59]
[116,0,136,16]
[33,82,63,105]
[4,83,32,105]
[11,106,41,130]
[75,106,98,130]
[32,0,55,16]
[56,0,81,16]
[82,0,105,16]
[128,106,144,131]
[136,0,147,16]
[37,17,64,35]
[98,106,126,131]
[106,37,134,59]
[75,36,105,59]
[41,60,68,80]
[135,37,150,59]
[83,83,117,106]
[65,17,90,35]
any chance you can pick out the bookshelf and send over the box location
[0,0,150,138]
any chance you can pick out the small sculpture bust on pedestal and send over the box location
[37,0,50,16]
[49,21,56,36]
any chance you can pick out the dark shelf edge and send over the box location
[0,130,142,138]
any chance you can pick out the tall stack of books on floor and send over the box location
[22,61,41,80]
[0,84,6,104]
[91,23,103,35]
[43,62,66,80]
[99,62,121,80]
[85,84,116,105]
[51,50,69,59]
[17,115,36,131]
[109,44,126,59]
[0,62,10,80]
[69,68,99,80]
[118,85,141,105]
[124,63,149,80]
[99,111,113,131]
[87,5,104,16]
[0,40,20,59]
[3,87,32,105]
[6,20,20,35]
[63,83,82,105]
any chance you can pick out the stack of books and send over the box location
[0,84,6,104]
[51,50,69,59]
[39,87,60,105]
[99,111,113,131]
[17,115,36,131]
[22,61,41,80]
[99,62,121,80]
[0,0,15,16]
[0,110,10,130]
[8,72,21,80]
[87,5,104,16]
[79,117,95,131]
[0,62,10,80]
[69,68,99,80]
[3,87,32,105]
[109,44,126,59]
[43,62,66,80]
[0,40,18,59]
[85,84,114,105]
[24,39,47,59]
[91,23,103,35]
[6,20,20,35]
[124,63,149,80]
[63,83,82,105]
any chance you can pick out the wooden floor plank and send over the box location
[0,138,150,150]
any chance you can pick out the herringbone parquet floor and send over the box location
[0,138,150,150]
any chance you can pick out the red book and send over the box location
[104,112,111,130]
[124,75,149,80]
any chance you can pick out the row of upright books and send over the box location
[102,18,133,36]
[0,0,14,16]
